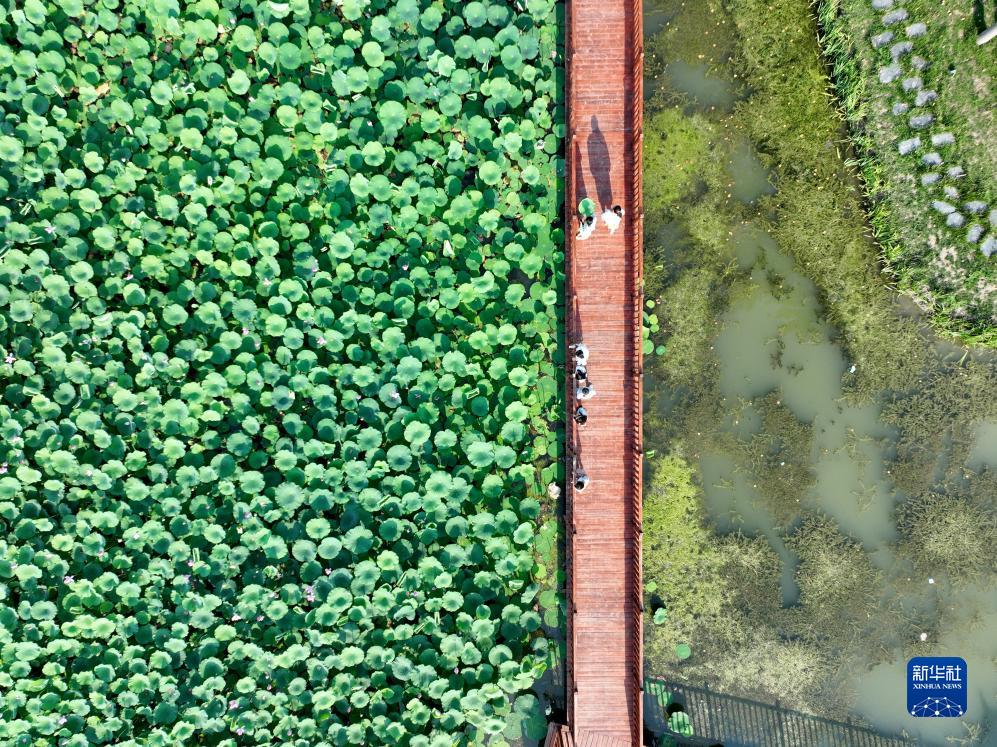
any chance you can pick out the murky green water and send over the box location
[642,0,996,744]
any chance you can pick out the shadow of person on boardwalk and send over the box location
[587,115,613,210]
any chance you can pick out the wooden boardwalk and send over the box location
[562,0,644,744]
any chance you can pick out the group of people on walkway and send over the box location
[571,341,592,492]
[566,198,629,493]
[576,199,624,241]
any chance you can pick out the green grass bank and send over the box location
[818,0,997,344]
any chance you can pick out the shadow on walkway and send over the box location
[587,115,613,209]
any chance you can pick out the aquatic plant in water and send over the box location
[0,0,565,744]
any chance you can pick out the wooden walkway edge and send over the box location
[562,0,645,744]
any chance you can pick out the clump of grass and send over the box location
[784,515,890,651]
[722,393,817,524]
[880,358,997,494]
[897,492,997,582]
[643,453,739,663]
[644,107,713,219]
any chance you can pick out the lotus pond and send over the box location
[642,0,996,744]
[0,0,566,745]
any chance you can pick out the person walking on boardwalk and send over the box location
[573,406,588,428]
[573,459,590,491]
[574,363,588,382]
[602,205,624,235]
[576,383,596,400]
[569,342,589,365]
[576,197,597,241]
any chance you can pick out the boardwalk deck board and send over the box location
[564,0,644,743]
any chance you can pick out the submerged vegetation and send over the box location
[642,0,996,740]
[0,0,564,744]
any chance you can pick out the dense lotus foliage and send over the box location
[0,0,565,744]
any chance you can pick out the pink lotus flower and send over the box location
[63,575,74,584]
[4,354,14,364]
[229,700,238,710]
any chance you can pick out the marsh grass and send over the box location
[641,0,997,724]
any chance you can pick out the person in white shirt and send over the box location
[576,384,596,400]
[602,205,624,234]
[569,342,589,365]
[573,406,588,427]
